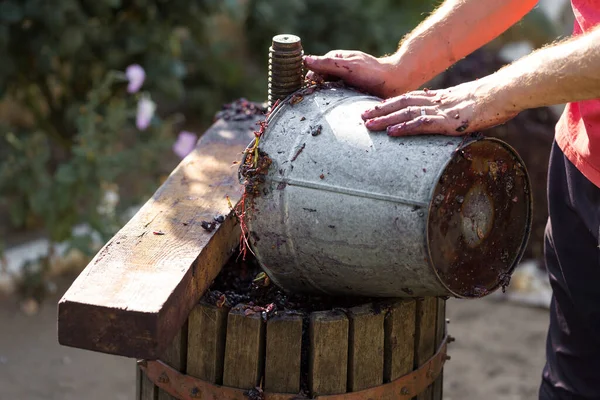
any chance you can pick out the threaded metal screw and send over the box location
[268,34,303,111]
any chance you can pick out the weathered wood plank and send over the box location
[432,298,446,400]
[309,310,349,396]
[158,324,188,400]
[264,312,303,394]
[347,304,385,392]
[140,369,158,400]
[414,297,437,400]
[58,116,258,359]
[384,300,416,383]
[135,364,142,400]
[186,301,229,384]
[136,362,142,400]
[222,306,266,389]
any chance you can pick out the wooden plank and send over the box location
[136,362,142,400]
[347,304,385,392]
[157,324,188,400]
[222,306,266,389]
[414,297,437,400]
[264,312,303,393]
[384,299,416,383]
[432,298,446,400]
[140,370,158,400]
[58,116,259,359]
[186,301,229,384]
[309,310,349,396]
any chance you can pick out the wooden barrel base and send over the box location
[137,255,449,400]
[139,333,447,400]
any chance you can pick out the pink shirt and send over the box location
[555,0,600,187]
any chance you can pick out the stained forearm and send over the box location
[487,26,600,113]
[387,0,538,94]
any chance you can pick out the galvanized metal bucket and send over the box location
[243,84,532,298]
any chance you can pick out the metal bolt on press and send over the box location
[268,34,304,111]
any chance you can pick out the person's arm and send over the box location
[362,25,600,136]
[304,0,538,97]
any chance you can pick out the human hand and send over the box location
[361,80,519,136]
[304,50,402,98]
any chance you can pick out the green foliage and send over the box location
[0,0,239,126]
[0,72,174,246]
[0,0,235,253]
[244,1,438,59]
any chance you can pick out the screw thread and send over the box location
[268,34,303,111]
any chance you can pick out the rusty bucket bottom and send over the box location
[427,137,532,298]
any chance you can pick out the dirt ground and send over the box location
[0,287,136,400]
[0,285,548,400]
[443,298,548,400]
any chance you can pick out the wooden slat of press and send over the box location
[264,313,303,393]
[414,297,437,400]
[140,324,187,400]
[432,298,446,400]
[187,301,229,384]
[158,324,188,400]
[347,304,385,392]
[309,310,349,396]
[58,116,258,359]
[136,362,142,400]
[140,370,158,400]
[222,306,266,389]
[384,300,416,383]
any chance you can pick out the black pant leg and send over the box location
[539,142,600,399]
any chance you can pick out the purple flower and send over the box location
[125,64,145,93]
[136,96,156,131]
[173,131,198,159]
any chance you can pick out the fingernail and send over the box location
[361,111,372,120]
[365,118,376,128]
[304,55,315,65]
[387,124,403,136]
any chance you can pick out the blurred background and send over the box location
[0,0,574,399]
